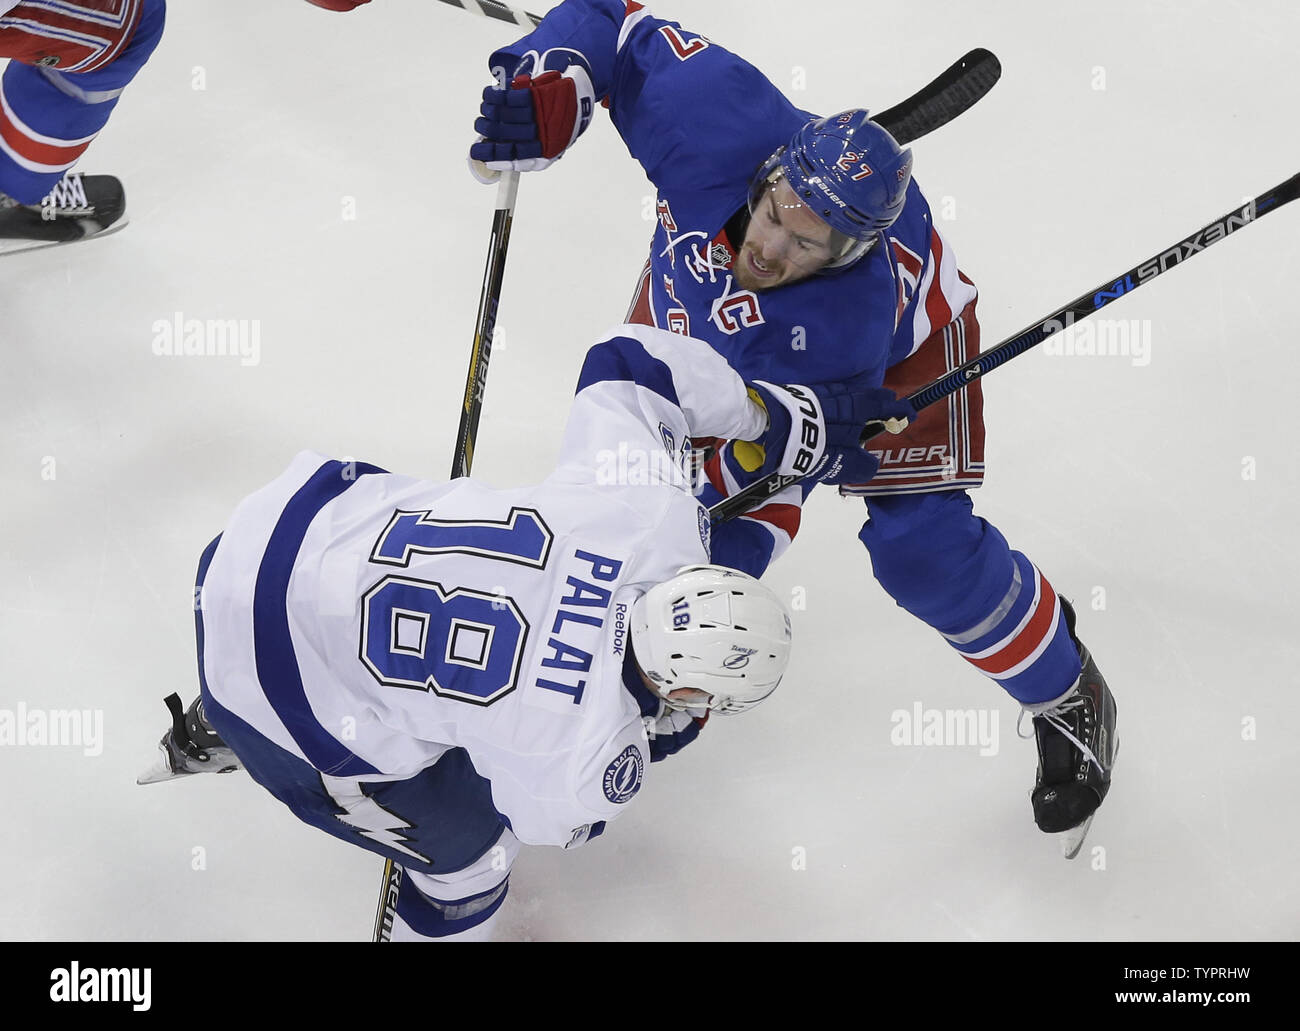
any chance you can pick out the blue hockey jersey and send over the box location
[488,1,978,574]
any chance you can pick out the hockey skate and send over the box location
[1024,599,1117,858]
[137,693,243,785]
[0,172,127,256]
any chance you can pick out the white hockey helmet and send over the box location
[630,564,793,714]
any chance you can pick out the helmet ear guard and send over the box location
[630,564,793,715]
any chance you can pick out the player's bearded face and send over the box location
[735,177,839,291]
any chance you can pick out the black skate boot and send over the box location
[0,172,127,255]
[136,693,243,785]
[1027,599,1117,851]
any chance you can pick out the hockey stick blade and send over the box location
[874,48,1002,146]
[711,171,1300,524]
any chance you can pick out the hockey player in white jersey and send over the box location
[140,323,913,940]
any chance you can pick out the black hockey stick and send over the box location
[710,172,1300,524]
[450,171,520,478]
[372,169,521,942]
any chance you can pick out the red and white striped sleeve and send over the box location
[893,221,978,361]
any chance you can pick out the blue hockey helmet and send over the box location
[749,110,913,270]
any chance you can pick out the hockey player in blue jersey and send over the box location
[468,0,1118,849]
[140,323,909,940]
[0,2,165,245]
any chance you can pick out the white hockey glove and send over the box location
[737,378,915,486]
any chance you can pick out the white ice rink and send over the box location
[2,0,1297,941]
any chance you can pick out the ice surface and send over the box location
[2,0,1297,941]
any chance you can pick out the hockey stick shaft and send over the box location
[878,173,1299,430]
[452,171,520,478]
[373,170,522,942]
[434,0,541,29]
[710,172,1300,524]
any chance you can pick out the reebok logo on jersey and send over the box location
[602,745,644,804]
[611,602,628,657]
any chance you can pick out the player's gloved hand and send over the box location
[644,706,708,762]
[739,378,915,486]
[304,0,370,10]
[468,49,596,183]
[811,376,916,485]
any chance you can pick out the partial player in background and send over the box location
[0,1,165,252]
[139,324,908,940]
[468,0,1117,851]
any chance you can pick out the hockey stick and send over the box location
[437,0,1002,146]
[451,171,521,477]
[371,170,522,942]
[435,0,541,28]
[873,47,1001,144]
[710,172,1300,524]
[434,0,1007,143]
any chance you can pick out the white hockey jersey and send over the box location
[199,324,766,848]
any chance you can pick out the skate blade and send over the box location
[1058,814,1095,859]
[1058,730,1119,859]
[0,214,129,256]
[136,741,183,785]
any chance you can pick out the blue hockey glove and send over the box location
[469,49,596,182]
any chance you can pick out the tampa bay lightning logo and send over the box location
[602,745,644,804]
[723,646,758,669]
